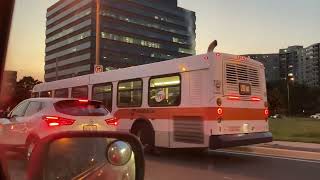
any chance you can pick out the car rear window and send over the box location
[54,100,109,116]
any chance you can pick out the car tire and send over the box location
[131,121,155,152]
[25,136,39,161]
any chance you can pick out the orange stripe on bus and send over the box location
[114,107,265,121]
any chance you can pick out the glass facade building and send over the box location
[45,0,196,82]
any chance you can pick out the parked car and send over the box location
[310,113,320,119]
[0,98,118,159]
[270,114,281,119]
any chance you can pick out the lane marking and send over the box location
[213,150,320,164]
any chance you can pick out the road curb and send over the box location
[224,146,320,161]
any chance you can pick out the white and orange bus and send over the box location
[32,52,272,149]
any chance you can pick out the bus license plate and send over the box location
[83,125,97,132]
[239,83,251,95]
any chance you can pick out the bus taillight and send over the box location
[228,95,240,100]
[217,108,223,115]
[264,109,269,117]
[251,97,261,101]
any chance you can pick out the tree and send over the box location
[14,76,42,105]
[267,81,287,115]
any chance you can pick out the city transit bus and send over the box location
[32,52,272,149]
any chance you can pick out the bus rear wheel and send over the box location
[131,122,155,152]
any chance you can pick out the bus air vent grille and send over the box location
[173,116,204,144]
[224,62,261,95]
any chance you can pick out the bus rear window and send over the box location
[54,100,109,116]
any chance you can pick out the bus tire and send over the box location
[131,121,155,152]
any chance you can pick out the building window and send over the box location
[71,86,88,99]
[92,83,113,112]
[40,91,52,97]
[101,32,161,49]
[178,48,195,55]
[100,11,188,36]
[54,88,69,98]
[117,79,142,107]
[148,75,181,107]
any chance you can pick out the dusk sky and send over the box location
[5,0,320,81]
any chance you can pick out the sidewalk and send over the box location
[226,141,320,161]
[259,141,320,153]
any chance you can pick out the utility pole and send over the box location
[95,0,101,66]
[287,81,290,115]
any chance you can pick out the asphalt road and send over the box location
[144,150,320,180]
[5,150,320,180]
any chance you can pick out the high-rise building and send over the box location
[45,0,196,82]
[305,43,320,87]
[279,46,305,84]
[244,54,280,83]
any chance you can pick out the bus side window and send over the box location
[148,74,181,107]
[31,92,39,98]
[71,86,88,99]
[40,91,52,98]
[92,83,113,112]
[54,88,69,98]
[117,79,142,107]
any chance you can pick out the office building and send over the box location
[279,46,305,84]
[305,43,320,87]
[45,0,196,82]
[244,54,280,82]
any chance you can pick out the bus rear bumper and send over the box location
[209,132,273,149]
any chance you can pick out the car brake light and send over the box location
[78,99,89,103]
[264,109,269,116]
[105,117,119,126]
[43,116,75,127]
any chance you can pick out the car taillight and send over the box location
[105,117,119,126]
[43,116,75,127]
[217,108,223,115]
[78,99,89,103]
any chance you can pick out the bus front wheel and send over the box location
[131,121,155,152]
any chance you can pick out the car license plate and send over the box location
[83,125,97,132]
[239,83,251,95]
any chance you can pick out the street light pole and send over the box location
[287,81,290,115]
[287,77,294,115]
[95,0,101,66]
